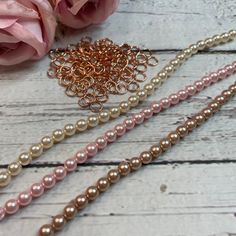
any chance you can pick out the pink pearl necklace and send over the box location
[0,61,236,221]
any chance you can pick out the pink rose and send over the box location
[53,0,120,29]
[0,0,57,66]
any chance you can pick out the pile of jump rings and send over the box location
[48,37,158,112]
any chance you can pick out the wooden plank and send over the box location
[52,0,236,50]
[0,53,235,165]
[0,0,236,235]
[1,164,236,235]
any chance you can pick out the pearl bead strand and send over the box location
[1,60,236,222]
[39,81,236,236]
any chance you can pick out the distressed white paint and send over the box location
[0,0,236,235]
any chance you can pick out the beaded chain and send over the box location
[38,81,236,235]
[0,60,235,221]
[0,30,235,188]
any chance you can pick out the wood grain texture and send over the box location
[0,0,236,235]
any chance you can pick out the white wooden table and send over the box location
[1,1,236,235]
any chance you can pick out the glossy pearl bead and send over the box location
[144,83,155,95]
[185,119,197,131]
[129,157,142,170]
[115,124,126,136]
[31,183,44,197]
[18,191,32,206]
[202,108,213,119]
[169,93,180,105]
[88,115,99,127]
[196,40,206,50]
[151,77,162,88]
[205,38,214,47]
[41,136,54,149]
[167,132,180,145]
[208,102,220,113]
[229,30,236,39]
[217,69,227,80]
[176,125,188,138]
[194,114,205,126]
[158,71,167,80]
[178,90,188,100]
[64,124,76,136]
[119,101,130,113]
[42,174,56,189]
[5,199,19,214]
[107,169,120,183]
[222,90,232,101]
[128,95,139,107]
[215,95,226,105]
[64,158,77,172]
[76,119,88,131]
[96,136,107,150]
[52,129,65,142]
[177,52,186,61]
[150,144,162,159]
[160,138,171,151]
[189,44,198,54]
[54,166,67,180]
[133,112,145,124]
[209,72,218,83]
[8,161,22,176]
[140,151,152,164]
[225,65,235,75]
[136,90,147,101]
[118,161,130,176]
[63,204,77,220]
[220,32,230,42]
[110,107,120,118]
[143,107,153,119]
[0,170,11,187]
[99,110,110,123]
[152,102,162,113]
[75,194,88,210]
[30,143,43,158]
[97,177,110,192]
[185,85,196,96]
[202,76,211,87]
[52,214,66,231]
[39,224,54,236]
[86,142,98,157]
[86,186,99,201]
[229,84,236,94]
[183,48,192,57]
[194,80,204,91]
[212,35,221,45]
[160,98,170,109]
[105,130,117,142]
[123,118,135,130]
[75,150,88,164]
[18,152,32,166]
[170,58,181,67]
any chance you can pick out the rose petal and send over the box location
[0,0,56,65]
[19,19,43,43]
[0,1,39,19]
[4,22,45,57]
[0,42,35,65]
[55,0,119,29]
[0,18,18,29]
[30,0,57,53]
[0,31,20,43]
[69,0,88,15]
